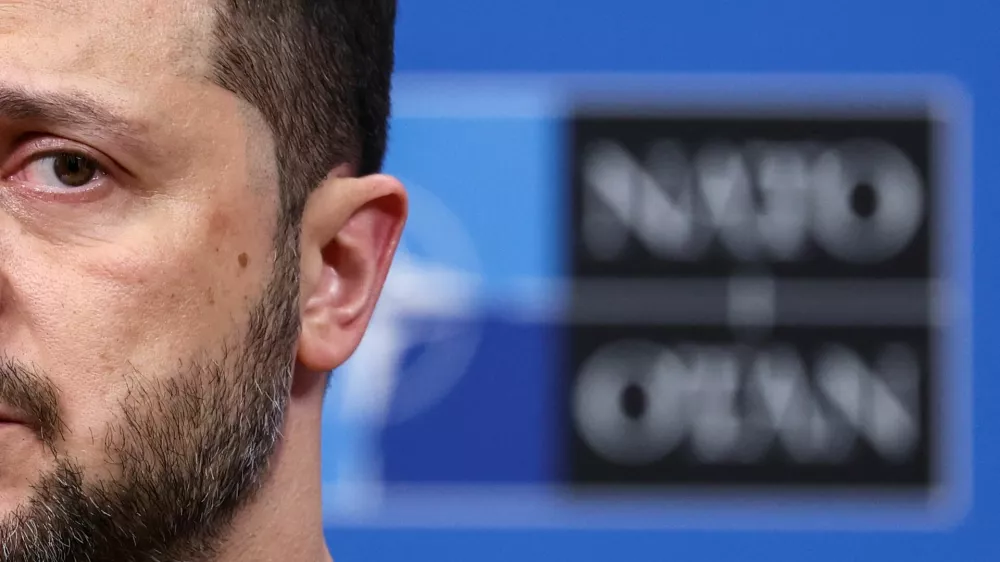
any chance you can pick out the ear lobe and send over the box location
[297,174,407,372]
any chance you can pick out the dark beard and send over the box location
[0,243,302,562]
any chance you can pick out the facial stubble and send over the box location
[0,243,302,562]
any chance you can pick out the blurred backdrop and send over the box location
[321,1,994,560]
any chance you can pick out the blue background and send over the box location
[325,1,995,560]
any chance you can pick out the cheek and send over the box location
[0,206,274,462]
[24,241,260,361]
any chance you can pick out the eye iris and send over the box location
[52,154,97,187]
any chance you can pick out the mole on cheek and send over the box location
[238,253,249,268]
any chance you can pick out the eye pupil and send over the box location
[52,153,97,187]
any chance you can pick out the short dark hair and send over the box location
[209,0,397,224]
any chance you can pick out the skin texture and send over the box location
[0,1,407,561]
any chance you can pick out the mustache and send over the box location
[0,357,63,446]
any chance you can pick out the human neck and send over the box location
[208,378,331,562]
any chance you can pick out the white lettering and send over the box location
[579,138,925,264]
[572,341,922,466]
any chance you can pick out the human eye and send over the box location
[9,151,106,191]
[1,134,119,200]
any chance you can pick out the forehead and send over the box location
[0,0,217,84]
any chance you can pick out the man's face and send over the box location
[0,1,312,560]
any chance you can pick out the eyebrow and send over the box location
[0,85,152,158]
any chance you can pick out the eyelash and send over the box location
[3,137,114,194]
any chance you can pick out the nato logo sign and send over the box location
[566,106,945,490]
